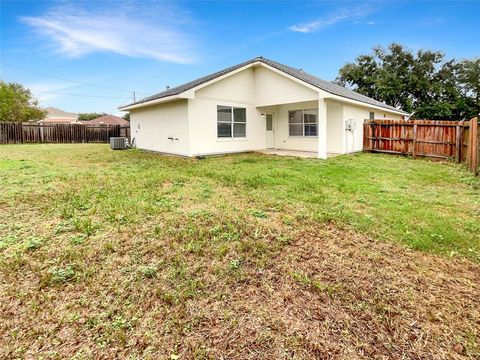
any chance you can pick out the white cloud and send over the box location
[27,82,76,103]
[288,6,375,33]
[20,2,198,63]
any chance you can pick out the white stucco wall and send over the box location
[342,103,403,153]
[188,99,265,156]
[187,68,265,156]
[129,100,190,156]
[326,100,344,154]
[254,66,319,107]
[195,67,256,104]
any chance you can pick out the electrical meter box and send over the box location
[345,119,357,131]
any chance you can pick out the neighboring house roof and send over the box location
[120,56,409,115]
[84,115,129,126]
[43,107,78,119]
[38,118,82,124]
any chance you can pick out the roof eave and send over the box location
[255,62,409,115]
[118,61,261,111]
[325,94,410,116]
[118,94,186,111]
[118,57,410,116]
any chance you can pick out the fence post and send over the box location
[363,121,369,151]
[470,117,479,175]
[412,123,417,158]
[455,122,463,163]
[477,118,480,175]
[20,123,24,144]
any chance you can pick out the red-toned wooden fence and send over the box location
[363,118,479,175]
[0,123,130,144]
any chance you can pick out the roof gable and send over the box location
[120,57,408,115]
[194,65,256,102]
[44,107,78,118]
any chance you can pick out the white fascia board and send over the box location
[322,93,410,116]
[118,94,187,111]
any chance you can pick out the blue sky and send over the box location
[1,0,479,115]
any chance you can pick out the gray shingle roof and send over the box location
[122,57,408,114]
[43,107,78,118]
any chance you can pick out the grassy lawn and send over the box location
[1,144,479,358]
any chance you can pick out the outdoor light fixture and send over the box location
[261,113,265,118]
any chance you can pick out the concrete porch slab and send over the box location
[258,149,340,158]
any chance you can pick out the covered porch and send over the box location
[257,97,355,159]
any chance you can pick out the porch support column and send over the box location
[317,97,327,159]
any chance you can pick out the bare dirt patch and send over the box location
[170,225,480,359]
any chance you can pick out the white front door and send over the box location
[265,113,275,149]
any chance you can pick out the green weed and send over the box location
[25,236,43,251]
[49,265,75,284]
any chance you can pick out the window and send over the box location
[217,106,246,138]
[369,112,375,120]
[288,109,318,137]
[288,110,303,136]
[266,114,273,131]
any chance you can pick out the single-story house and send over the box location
[84,115,129,126]
[38,107,80,124]
[119,57,409,158]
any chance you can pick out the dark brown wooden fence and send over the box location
[0,123,130,144]
[364,117,479,175]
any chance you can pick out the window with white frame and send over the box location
[288,109,318,137]
[217,106,246,138]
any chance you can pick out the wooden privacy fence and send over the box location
[0,123,130,144]
[364,117,479,175]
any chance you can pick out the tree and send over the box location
[0,81,46,122]
[335,43,478,120]
[78,112,106,121]
[122,113,130,122]
[457,58,480,119]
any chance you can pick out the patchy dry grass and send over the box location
[0,144,479,359]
